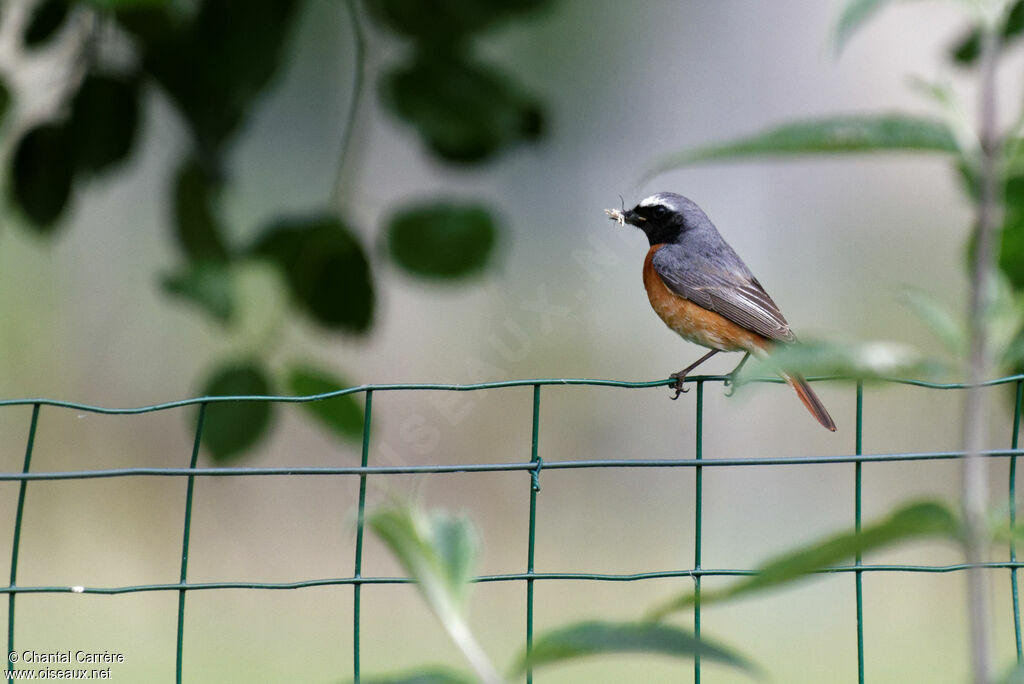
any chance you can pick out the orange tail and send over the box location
[783,373,837,432]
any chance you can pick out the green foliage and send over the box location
[647,114,957,179]
[172,158,230,263]
[251,216,375,333]
[650,501,961,620]
[10,124,75,230]
[951,0,1024,64]
[24,0,70,47]
[67,74,141,175]
[370,506,478,617]
[118,0,301,161]
[736,340,925,388]
[387,203,498,279]
[162,261,234,324]
[363,0,548,43]
[368,505,499,683]
[198,361,275,463]
[515,621,756,676]
[382,52,543,163]
[367,0,547,163]
[286,365,364,442]
[0,78,11,126]
[352,669,476,684]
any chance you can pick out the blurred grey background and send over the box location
[0,0,1020,681]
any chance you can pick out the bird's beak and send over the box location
[604,208,645,226]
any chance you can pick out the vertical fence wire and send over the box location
[1011,379,1023,663]
[694,380,704,684]
[525,384,541,684]
[854,381,865,683]
[7,404,39,678]
[353,390,373,683]
[175,403,206,684]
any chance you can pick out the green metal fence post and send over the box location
[855,381,865,683]
[353,390,373,683]
[1010,379,1023,663]
[7,404,39,678]
[694,380,704,684]
[176,403,206,684]
[526,384,541,684]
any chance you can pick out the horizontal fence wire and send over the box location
[3,373,1024,682]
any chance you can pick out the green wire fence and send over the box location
[3,373,1024,683]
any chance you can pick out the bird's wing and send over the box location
[652,246,795,342]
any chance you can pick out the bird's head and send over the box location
[606,192,711,246]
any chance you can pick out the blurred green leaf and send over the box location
[0,78,11,126]
[286,365,364,442]
[1001,210,1024,291]
[735,340,925,388]
[173,158,230,262]
[370,505,498,683]
[24,0,69,47]
[370,506,479,615]
[514,621,756,676]
[382,52,543,163]
[901,289,965,357]
[649,501,961,620]
[199,361,274,463]
[951,0,1024,64]
[251,215,374,333]
[387,203,498,279]
[835,0,897,52]
[162,261,234,324]
[67,74,141,175]
[363,0,550,44]
[648,115,957,178]
[133,0,300,159]
[10,124,75,230]
[353,669,476,684]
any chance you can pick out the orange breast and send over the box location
[642,244,768,353]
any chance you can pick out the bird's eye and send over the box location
[652,206,667,218]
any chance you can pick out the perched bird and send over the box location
[606,192,836,431]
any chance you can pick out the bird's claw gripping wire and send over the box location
[669,372,690,399]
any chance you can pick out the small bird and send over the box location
[606,192,836,431]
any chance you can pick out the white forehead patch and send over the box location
[638,195,664,208]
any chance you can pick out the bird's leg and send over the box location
[723,352,751,397]
[669,349,719,400]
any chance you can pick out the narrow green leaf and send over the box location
[514,621,756,676]
[734,340,925,389]
[370,506,478,616]
[198,361,274,463]
[250,215,374,332]
[1000,210,1024,291]
[836,0,898,52]
[10,124,75,230]
[161,261,234,324]
[352,668,475,684]
[900,289,965,356]
[387,203,498,279]
[286,365,364,442]
[173,158,230,263]
[650,501,961,619]
[647,115,957,179]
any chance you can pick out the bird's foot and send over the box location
[669,371,690,400]
[722,352,751,397]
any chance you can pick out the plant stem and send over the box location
[963,14,1004,684]
[332,0,366,212]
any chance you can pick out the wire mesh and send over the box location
[3,373,1024,682]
